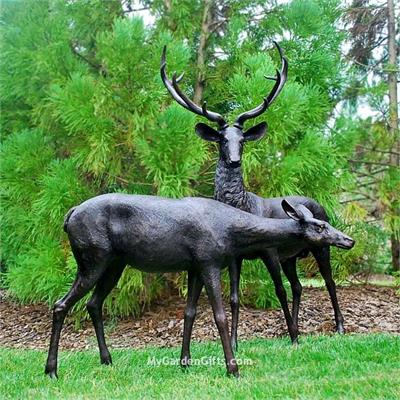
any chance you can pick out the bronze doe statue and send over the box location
[45,195,354,378]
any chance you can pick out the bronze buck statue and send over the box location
[161,42,348,350]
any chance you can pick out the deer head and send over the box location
[161,43,288,168]
[281,200,355,250]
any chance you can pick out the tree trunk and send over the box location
[164,0,177,32]
[193,0,213,104]
[387,0,400,270]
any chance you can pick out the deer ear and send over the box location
[297,204,314,220]
[243,122,267,142]
[281,199,306,222]
[195,123,220,142]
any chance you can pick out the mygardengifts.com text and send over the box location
[147,356,254,367]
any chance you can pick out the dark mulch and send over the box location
[0,285,399,350]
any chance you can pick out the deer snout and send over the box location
[228,158,241,167]
[225,139,242,167]
[338,234,355,250]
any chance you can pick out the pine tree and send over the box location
[1,0,385,318]
[342,0,399,273]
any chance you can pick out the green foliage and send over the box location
[5,238,73,305]
[32,159,94,239]
[330,222,389,280]
[115,273,163,322]
[239,260,288,309]
[0,3,199,318]
[380,167,400,240]
[1,0,390,319]
[1,130,55,260]
[136,104,207,197]
[334,115,398,273]
[48,74,119,177]
[219,261,284,309]
[394,272,400,296]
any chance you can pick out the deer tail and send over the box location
[63,207,76,233]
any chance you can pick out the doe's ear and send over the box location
[297,204,314,220]
[243,122,267,142]
[281,199,306,222]
[195,123,220,142]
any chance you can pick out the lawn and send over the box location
[1,334,399,399]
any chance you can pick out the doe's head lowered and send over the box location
[281,199,355,250]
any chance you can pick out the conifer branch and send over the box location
[69,43,102,71]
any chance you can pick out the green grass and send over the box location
[301,277,396,288]
[1,334,399,399]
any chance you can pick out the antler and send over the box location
[234,41,288,128]
[160,46,227,127]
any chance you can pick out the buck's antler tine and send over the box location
[202,101,227,127]
[265,69,282,104]
[176,72,185,83]
[172,73,227,126]
[160,46,191,109]
[234,41,288,127]
[171,72,203,116]
[161,45,167,67]
[161,45,226,126]
[268,42,288,104]
[273,41,283,59]
[202,101,209,116]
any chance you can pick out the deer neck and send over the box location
[232,217,303,256]
[214,158,252,212]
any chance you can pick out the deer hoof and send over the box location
[101,354,112,365]
[45,369,58,379]
[337,324,345,335]
[180,356,191,369]
[229,370,240,379]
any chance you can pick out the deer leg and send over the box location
[261,252,298,344]
[311,246,345,334]
[86,262,125,365]
[229,258,242,353]
[45,260,108,379]
[180,270,203,368]
[281,258,302,331]
[201,266,239,377]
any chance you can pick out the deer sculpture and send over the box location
[161,43,348,351]
[45,194,354,378]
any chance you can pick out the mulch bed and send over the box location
[0,285,399,350]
